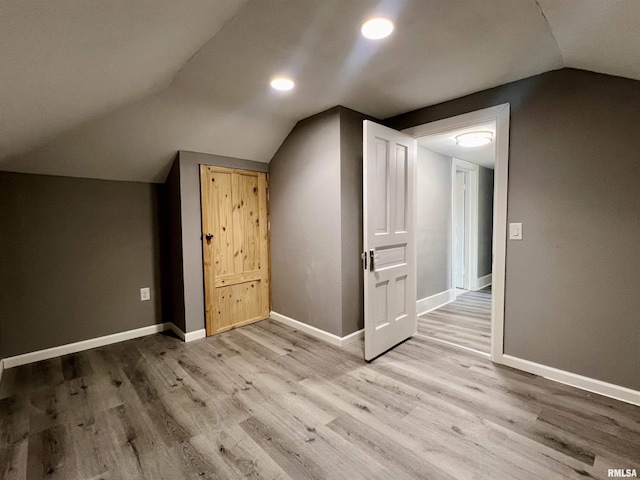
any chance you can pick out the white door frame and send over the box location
[402,103,510,361]
[452,159,479,295]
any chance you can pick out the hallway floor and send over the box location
[418,287,492,354]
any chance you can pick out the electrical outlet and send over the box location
[140,287,151,301]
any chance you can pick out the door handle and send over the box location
[361,251,368,271]
[205,233,214,244]
[369,249,375,271]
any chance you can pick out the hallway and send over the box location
[418,288,491,354]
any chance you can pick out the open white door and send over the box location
[363,120,417,361]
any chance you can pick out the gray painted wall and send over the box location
[387,68,640,390]
[269,109,344,336]
[169,151,268,333]
[270,107,372,337]
[477,166,494,278]
[417,147,452,300]
[0,172,163,357]
[339,107,370,336]
[165,160,186,331]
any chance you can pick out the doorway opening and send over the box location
[402,104,510,360]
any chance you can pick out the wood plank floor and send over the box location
[1,318,639,479]
[419,288,492,354]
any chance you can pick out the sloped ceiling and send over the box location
[538,0,640,81]
[0,0,638,183]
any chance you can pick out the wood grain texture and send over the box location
[1,319,638,479]
[419,288,492,353]
[200,166,270,336]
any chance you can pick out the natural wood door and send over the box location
[363,120,417,361]
[200,166,270,335]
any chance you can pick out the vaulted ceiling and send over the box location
[1,0,639,183]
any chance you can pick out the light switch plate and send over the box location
[140,287,151,301]
[509,223,523,240]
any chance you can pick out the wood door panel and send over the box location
[211,171,234,277]
[215,280,264,332]
[201,166,270,335]
[232,173,260,273]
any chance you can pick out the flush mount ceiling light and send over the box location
[270,77,295,91]
[361,18,394,39]
[455,131,494,147]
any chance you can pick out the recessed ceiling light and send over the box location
[270,77,295,91]
[361,18,394,40]
[455,131,494,147]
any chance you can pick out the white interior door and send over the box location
[363,120,417,361]
[454,170,466,288]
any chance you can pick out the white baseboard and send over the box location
[270,311,363,347]
[185,329,206,342]
[473,273,492,291]
[169,323,186,341]
[498,354,640,407]
[169,323,206,342]
[3,323,171,369]
[417,289,455,316]
[341,328,365,346]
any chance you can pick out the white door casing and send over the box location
[363,120,417,361]
[451,158,479,296]
[454,170,467,289]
